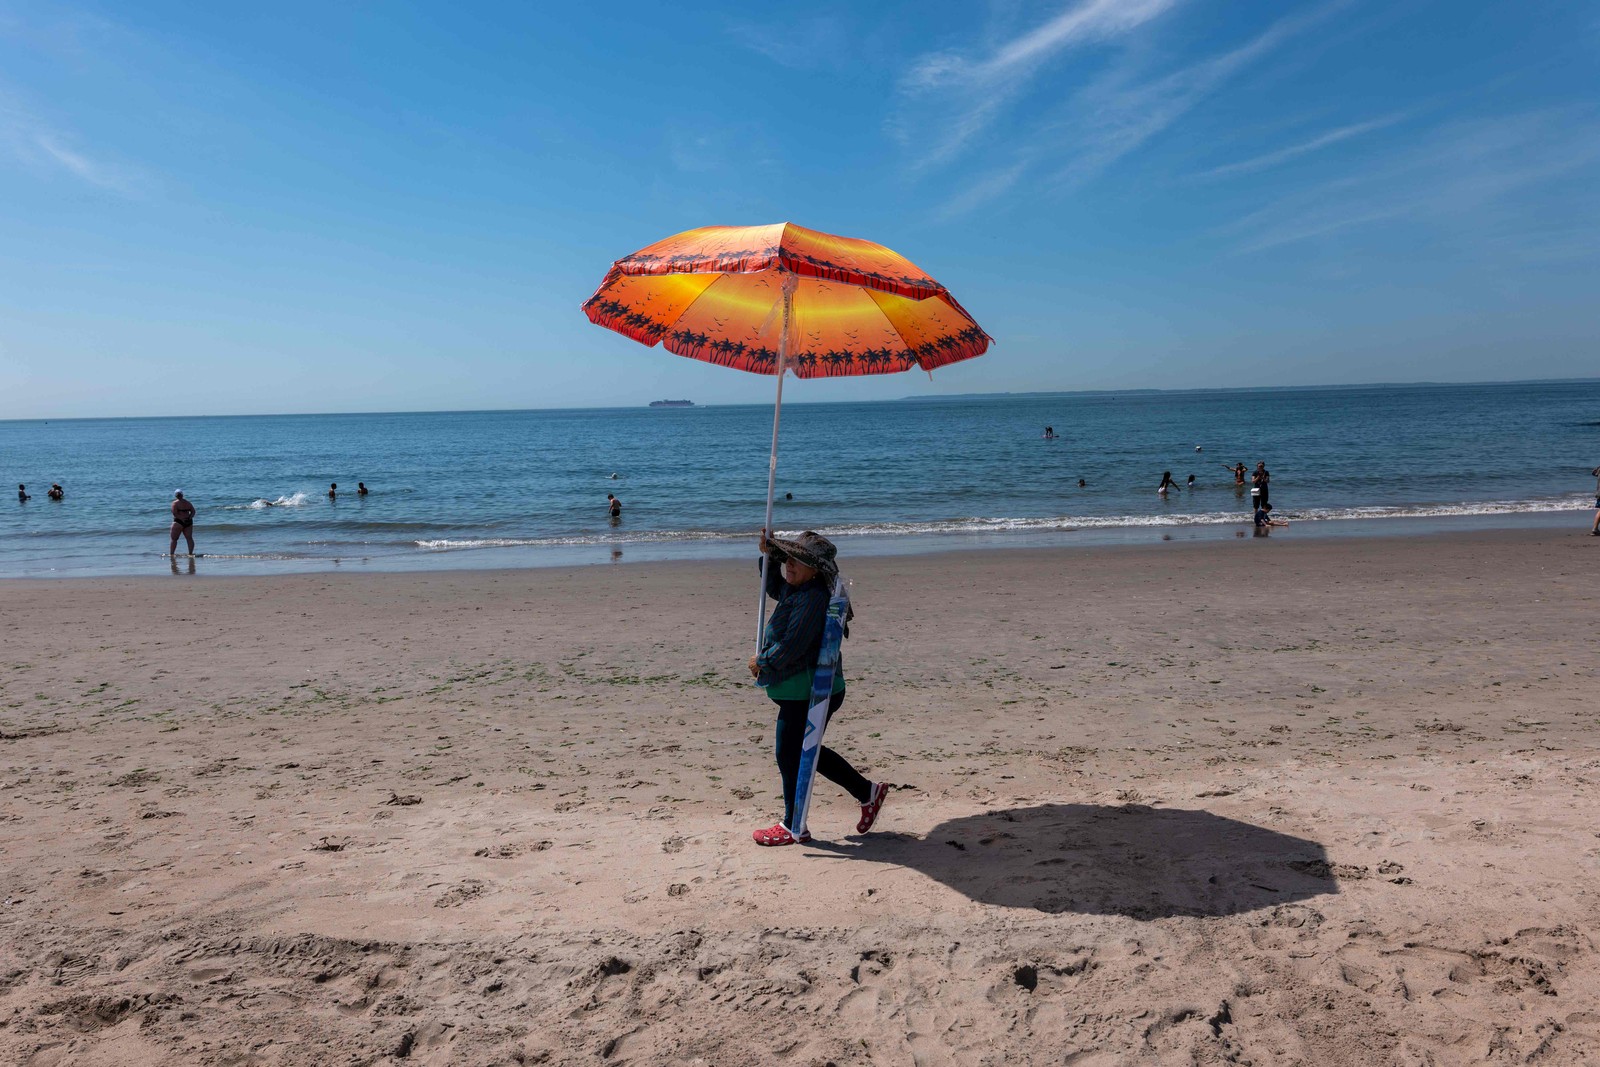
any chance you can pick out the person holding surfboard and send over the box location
[747,530,887,846]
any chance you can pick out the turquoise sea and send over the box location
[2,381,1597,578]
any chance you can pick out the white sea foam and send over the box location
[410,495,1587,551]
[826,495,1591,536]
[415,531,734,551]
[241,492,312,510]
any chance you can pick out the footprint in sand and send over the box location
[473,841,552,858]
[433,879,488,908]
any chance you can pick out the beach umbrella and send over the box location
[582,221,991,643]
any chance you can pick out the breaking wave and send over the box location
[409,495,1589,551]
[224,492,313,510]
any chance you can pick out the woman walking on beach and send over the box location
[747,531,887,847]
[168,491,196,557]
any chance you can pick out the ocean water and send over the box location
[1,381,1596,578]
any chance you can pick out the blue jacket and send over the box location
[755,557,837,689]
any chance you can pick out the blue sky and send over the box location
[2,0,1597,418]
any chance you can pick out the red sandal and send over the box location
[857,782,889,834]
[752,823,811,847]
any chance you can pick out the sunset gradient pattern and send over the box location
[582,223,991,378]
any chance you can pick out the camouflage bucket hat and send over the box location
[768,530,838,583]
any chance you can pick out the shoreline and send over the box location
[1,506,1588,581]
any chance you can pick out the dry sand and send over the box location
[1,529,1597,1065]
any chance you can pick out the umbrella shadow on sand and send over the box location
[807,803,1337,919]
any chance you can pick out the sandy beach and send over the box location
[1,528,1597,1065]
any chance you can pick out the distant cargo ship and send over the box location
[648,399,695,407]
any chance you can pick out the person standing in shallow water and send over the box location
[1591,466,1600,536]
[1252,462,1270,508]
[747,531,888,847]
[1158,471,1178,495]
[169,491,196,556]
[17,484,28,502]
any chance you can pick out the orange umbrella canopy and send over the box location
[582,222,991,378]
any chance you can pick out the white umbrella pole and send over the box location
[756,280,794,652]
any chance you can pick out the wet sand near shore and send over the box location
[2,529,1598,1065]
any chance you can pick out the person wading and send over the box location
[169,490,196,557]
[747,531,888,846]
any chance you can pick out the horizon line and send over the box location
[3,375,1598,424]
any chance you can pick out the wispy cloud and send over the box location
[894,0,1184,171]
[1220,108,1600,256]
[1049,1,1347,187]
[1195,110,1413,180]
[936,162,1029,221]
[897,1,1353,218]
[727,15,850,70]
[905,0,1181,91]
[0,96,139,193]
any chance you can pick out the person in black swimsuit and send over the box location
[328,483,337,500]
[357,482,368,496]
[606,493,621,518]
[169,490,196,556]
[17,484,29,502]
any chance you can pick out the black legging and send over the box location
[773,689,870,829]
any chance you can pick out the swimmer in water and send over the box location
[47,483,64,500]
[1186,474,1196,489]
[17,484,29,502]
[607,492,621,517]
[1221,462,1246,487]
[1077,478,1086,488]
[357,482,368,496]
[328,482,337,500]
[1043,426,1057,439]
[1158,471,1178,495]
